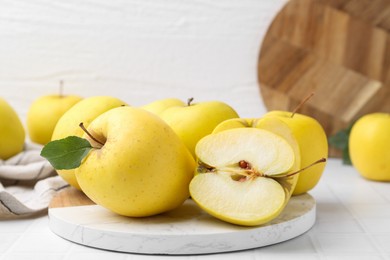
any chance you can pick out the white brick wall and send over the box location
[0,0,287,122]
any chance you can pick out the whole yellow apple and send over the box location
[153,98,239,158]
[0,97,25,159]
[141,98,185,115]
[51,96,127,189]
[264,111,328,195]
[349,113,390,181]
[27,93,82,145]
[75,106,196,217]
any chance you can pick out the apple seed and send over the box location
[238,160,251,170]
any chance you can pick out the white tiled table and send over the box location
[1,158,390,260]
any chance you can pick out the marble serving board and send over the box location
[48,187,316,255]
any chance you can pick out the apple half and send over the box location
[190,123,300,226]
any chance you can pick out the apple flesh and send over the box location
[190,173,286,226]
[212,117,302,202]
[190,127,298,226]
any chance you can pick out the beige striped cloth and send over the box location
[0,143,68,218]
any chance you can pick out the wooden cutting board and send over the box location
[48,187,316,255]
[258,0,390,157]
[49,186,94,208]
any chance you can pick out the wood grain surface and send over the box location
[258,0,390,157]
[49,187,95,208]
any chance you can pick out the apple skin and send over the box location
[27,94,82,145]
[349,113,390,181]
[264,111,328,195]
[158,100,239,158]
[141,98,185,115]
[0,97,25,159]
[51,96,127,190]
[75,106,196,217]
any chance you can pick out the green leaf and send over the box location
[328,129,349,150]
[328,123,354,165]
[40,136,93,170]
[342,146,352,165]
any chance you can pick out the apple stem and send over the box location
[59,80,64,98]
[79,122,105,147]
[273,157,327,178]
[290,92,315,118]
[187,97,194,106]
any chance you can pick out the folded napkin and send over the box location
[0,143,69,218]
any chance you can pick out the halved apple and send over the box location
[190,126,299,226]
[212,117,302,202]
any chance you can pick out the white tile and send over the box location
[347,204,390,219]
[65,243,129,259]
[315,202,355,221]
[331,185,388,205]
[310,186,339,204]
[254,234,317,254]
[1,253,65,260]
[322,255,384,260]
[372,234,390,253]
[24,216,50,233]
[314,234,377,254]
[254,254,320,260]
[9,232,72,253]
[181,251,255,260]
[67,243,104,254]
[126,254,196,260]
[360,218,390,233]
[312,218,363,233]
[0,233,20,253]
[369,182,390,201]
[64,251,128,260]
[125,251,254,260]
[0,219,33,232]
[320,161,361,186]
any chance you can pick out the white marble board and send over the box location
[48,193,316,255]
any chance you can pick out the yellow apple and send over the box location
[212,117,301,203]
[27,94,82,145]
[213,118,256,132]
[190,126,300,226]
[141,98,185,115]
[349,113,390,181]
[0,97,25,159]
[51,96,127,190]
[75,106,196,217]
[264,111,328,195]
[148,98,239,158]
